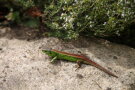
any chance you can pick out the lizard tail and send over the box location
[92,62,118,78]
[83,58,118,78]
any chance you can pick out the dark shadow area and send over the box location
[103,21,135,48]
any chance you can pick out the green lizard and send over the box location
[42,49,118,78]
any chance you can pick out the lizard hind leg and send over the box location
[75,60,83,71]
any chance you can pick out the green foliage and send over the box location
[1,0,135,40]
[43,0,135,39]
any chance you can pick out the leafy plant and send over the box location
[0,0,135,41]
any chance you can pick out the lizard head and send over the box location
[42,50,54,56]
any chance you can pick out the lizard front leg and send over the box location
[50,56,57,63]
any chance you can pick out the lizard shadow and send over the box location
[51,58,89,69]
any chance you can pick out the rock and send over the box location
[0,30,135,90]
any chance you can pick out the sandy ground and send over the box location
[0,27,135,90]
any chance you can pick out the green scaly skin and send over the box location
[42,50,81,62]
[42,49,118,78]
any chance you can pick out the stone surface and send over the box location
[0,27,135,90]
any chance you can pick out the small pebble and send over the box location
[106,87,111,90]
[3,79,6,82]
[0,48,2,50]
[113,56,118,59]
[76,74,84,79]
[5,66,9,68]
